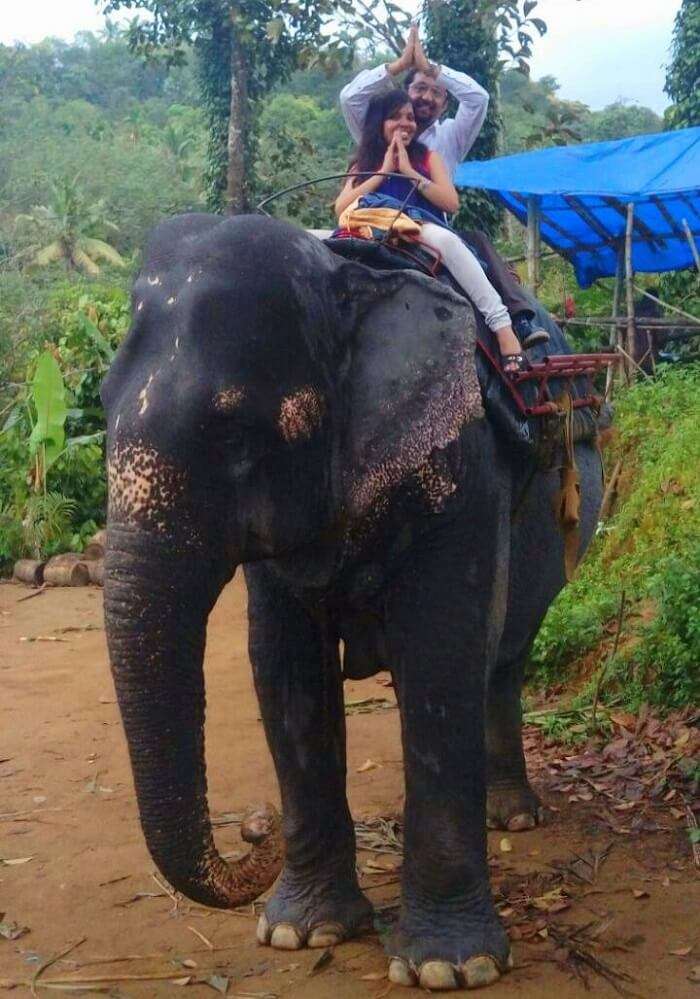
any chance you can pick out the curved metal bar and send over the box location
[255,172,419,216]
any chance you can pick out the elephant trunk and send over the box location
[104,523,283,908]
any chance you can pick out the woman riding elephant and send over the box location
[335,90,534,376]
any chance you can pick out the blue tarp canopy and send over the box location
[454,127,700,287]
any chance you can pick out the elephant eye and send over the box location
[207,416,269,458]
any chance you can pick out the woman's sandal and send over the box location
[500,352,528,380]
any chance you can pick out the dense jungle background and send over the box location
[0,3,698,727]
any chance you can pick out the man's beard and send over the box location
[413,103,437,127]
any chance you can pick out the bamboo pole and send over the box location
[624,202,636,382]
[526,195,541,295]
[632,284,700,324]
[557,316,699,329]
[607,243,625,398]
[682,218,700,273]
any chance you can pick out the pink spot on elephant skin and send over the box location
[278,388,325,443]
[214,387,245,413]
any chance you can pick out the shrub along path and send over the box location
[1,576,698,996]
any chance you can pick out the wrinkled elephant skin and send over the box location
[101,214,603,990]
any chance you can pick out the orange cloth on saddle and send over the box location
[338,202,421,241]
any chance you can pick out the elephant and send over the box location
[101,212,603,992]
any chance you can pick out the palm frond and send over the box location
[32,241,67,267]
[72,247,101,276]
[80,238,126,268]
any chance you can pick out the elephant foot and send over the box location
[387,913,511,991]
[486,782,548,832]
[257,867,373,950]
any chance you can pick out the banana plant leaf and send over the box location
[28,351,67,471]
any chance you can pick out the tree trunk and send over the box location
[226,12,251,215]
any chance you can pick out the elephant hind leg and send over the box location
[485,641,548,832]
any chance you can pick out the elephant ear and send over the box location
[338,264,483,518]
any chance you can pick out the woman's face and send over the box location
[382,103,417,146]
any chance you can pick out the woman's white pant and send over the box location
[420,223,511,333]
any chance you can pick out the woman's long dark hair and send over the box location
[351,90,428,186]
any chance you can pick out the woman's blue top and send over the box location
[365,148,446,225]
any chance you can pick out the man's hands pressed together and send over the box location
[387,25,440,80]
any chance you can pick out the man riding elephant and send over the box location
[340,25,549,350]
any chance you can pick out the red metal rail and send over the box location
[477,344,620,417]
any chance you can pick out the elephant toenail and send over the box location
[462,955,501,988]
[307,922,345,948]
[256,913,271,945]
[419,961,459,990]
[388,957,417,987]
[507,812,536,832]
[270,923,303,950]
[485,816,498,829]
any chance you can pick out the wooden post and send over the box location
[682,218,700,273]
[526,195,541,295]
[624,202,636,383]
[607,242,625,398]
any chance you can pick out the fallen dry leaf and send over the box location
[632,889,649,899]
[669,946,692,957]
[308,948,333,976]
[1,856,34,866]
[499,838,513,853]
[360,971,387,981]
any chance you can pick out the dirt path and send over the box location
[1,578,698,997]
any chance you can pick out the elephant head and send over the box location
[100,214,482,908]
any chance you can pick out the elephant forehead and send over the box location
[278,387,325,443]
[107,441,187,531]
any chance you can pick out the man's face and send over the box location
[407,73,448,127]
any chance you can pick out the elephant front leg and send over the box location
[385,519,511,991]
[245,564,372,950]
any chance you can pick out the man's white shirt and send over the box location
[339,63,489,178]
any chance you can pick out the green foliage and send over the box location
[664,0,700,131]
[626,552,700,709]
[20,492,79,560]
[583,101,662,142]
[28,351,68,478]
[529,366,700,711]
[98,0,357,212]
[0,280,129,572]
[500,72,662,155]
[256,92,351,226]
[15,175,126,276]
